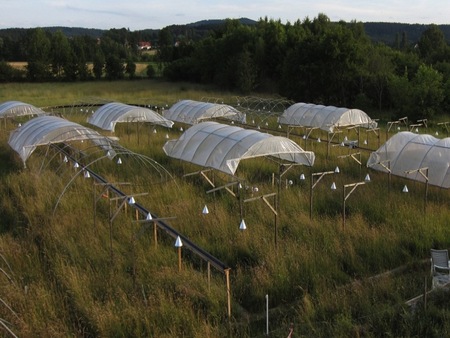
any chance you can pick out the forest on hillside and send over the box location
[1,14,450,122]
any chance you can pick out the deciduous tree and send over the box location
[50,30,71,78]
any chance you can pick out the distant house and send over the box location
[138,41,152,50]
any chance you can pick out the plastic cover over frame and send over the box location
[163,100,246,125]
[278,102,378,132]
[367,131,450,188]
[87,102,173,132]
[0,100,46,118]
[8,115,116,165]
[163,121,315,175]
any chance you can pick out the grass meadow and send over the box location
[0,80,450,337]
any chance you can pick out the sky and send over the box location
[1,0,449,31]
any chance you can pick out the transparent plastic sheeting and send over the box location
[163,99,246,125]
[0,100,46,118]
[163,121,315,176]
[278,102,378,133]
[367,132,450,188]
[88,102,173,132]
[8,115,116,165]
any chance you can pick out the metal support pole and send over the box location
[93,182,96,227]
[109,212,113,264]
[310,173,314,220]
[266,294,269,336]
[342,187,346,229]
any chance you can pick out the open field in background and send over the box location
[8,61,166,80]
[0,80,450,337]
[8,62,27,70]
[0,80,236,110]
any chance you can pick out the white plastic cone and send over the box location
[331,182,337,190]
[202,205,209,215]
[174,236,183,247]
[402,185,409,193]
[365,174,371,182]
[239,219,247,230]
[146,213,152,220]
[300,173,305,180]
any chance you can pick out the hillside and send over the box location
[1,19,449,45]
[363,22,450,45]
[0,26,104,39]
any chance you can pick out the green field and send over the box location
[1,80,450,337]
[0,79,231,107]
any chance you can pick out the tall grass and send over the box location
[0,81,449,337]
[0,80,237,109]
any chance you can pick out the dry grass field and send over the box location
[8,61,27,70]
[7,61,155,77]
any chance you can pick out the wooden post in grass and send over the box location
[207,261,211,292]
[153,222,158,247]
[175,236,183,271]
[225,268,231,319]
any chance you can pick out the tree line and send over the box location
[1,14,450,121]
[0,27,159,82]
[161,15,450,121]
